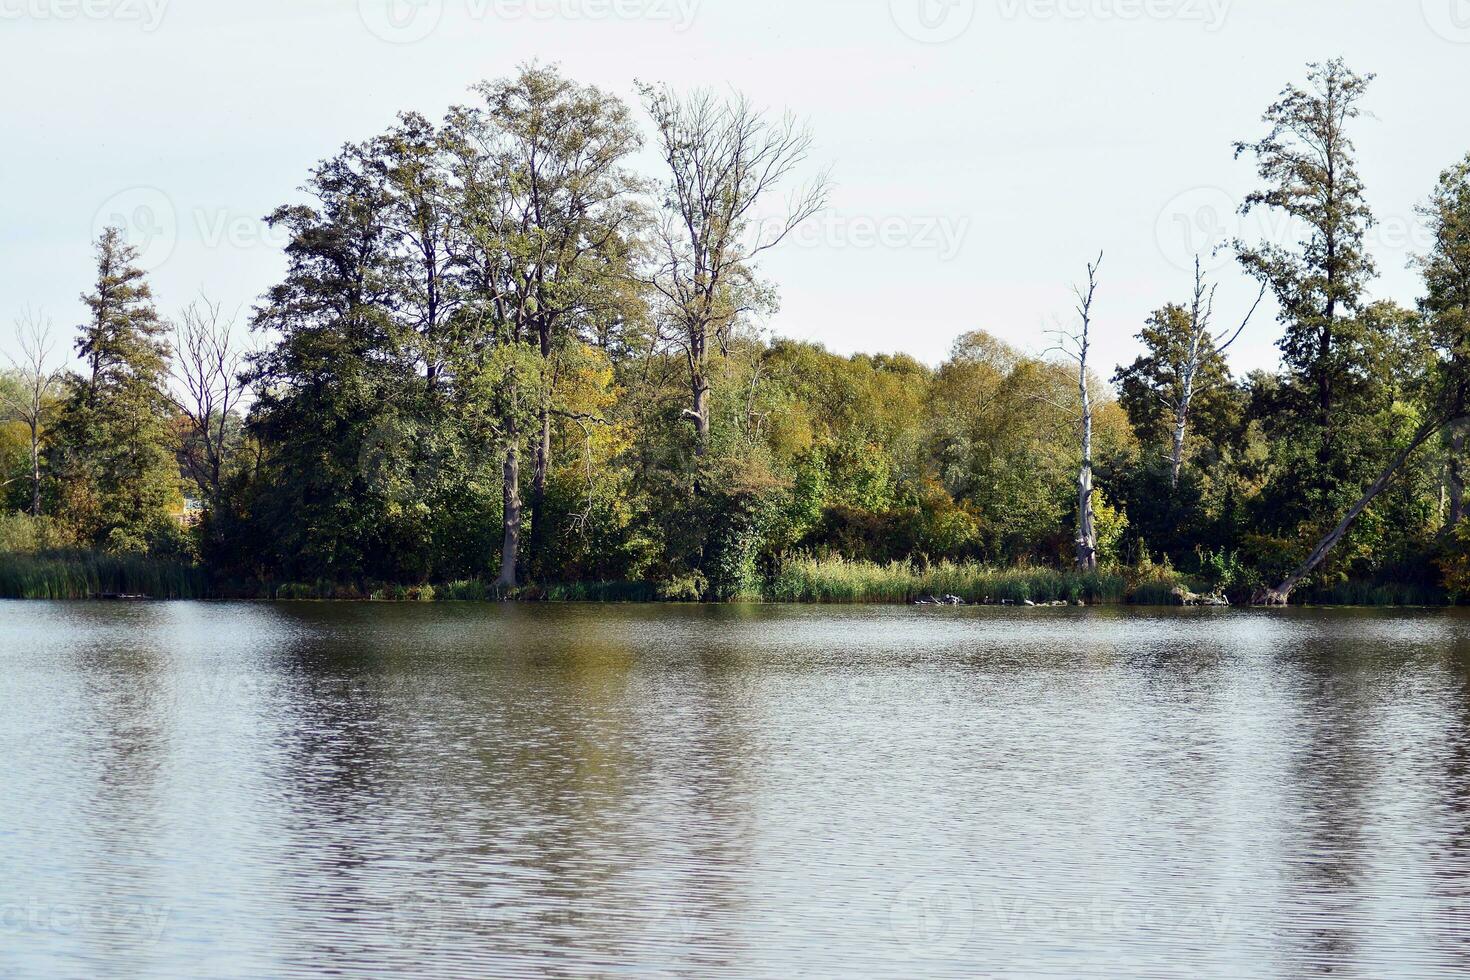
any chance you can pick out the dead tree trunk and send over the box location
[1255,417,1457,605]
[6,311,59,518]
[1169,398,1190,490]
[1073,256,1102,571]
[1168,261,1263,489]
[1077,352,1098,571]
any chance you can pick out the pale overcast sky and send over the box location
[3,0,1469,378]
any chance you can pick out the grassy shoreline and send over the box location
[0,552,1452,607]
[0,551,209,600]
[765,557,1185,605]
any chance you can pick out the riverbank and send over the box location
[0,551,1450,606]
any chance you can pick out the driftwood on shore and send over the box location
[1172,587,1230,607]
[913,596,1086,608]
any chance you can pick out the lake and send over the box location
[3,602,1470,978]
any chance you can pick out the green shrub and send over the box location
[0,513,75,555]
[441,580,490,601]
[273,582,320,601]
[657,571,709,602]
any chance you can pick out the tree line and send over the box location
[3,59,1470,604]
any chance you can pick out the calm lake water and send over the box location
[3,603,1470,978]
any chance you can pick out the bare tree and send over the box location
[1048,254,1104,571]
[170,296,247,510]
[3,309,63,516]
[642,85,829,456]
[1163,258,1266,488]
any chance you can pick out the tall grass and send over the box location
[539,581,660,603]
[0,550,209,600]
[768,557,1155,605]
[264,579,660,603]
[1308,579,1448,607]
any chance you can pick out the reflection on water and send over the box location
[3,603,1470,978]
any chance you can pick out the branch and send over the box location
[1214,281,1268,356]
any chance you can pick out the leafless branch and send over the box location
[170,295,248,505]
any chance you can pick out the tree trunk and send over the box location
[692,373,711,453]
[1255,417,1454,605]
[688,322,711,457]
[1076,367,1097,571]
[498,416,522,592]
[527,321,555,572]
[1449,425,1466,527]
[1170,405,1188,490]
[1077,466,1097,571]
[527,406,552,571]
[29,422,42,517]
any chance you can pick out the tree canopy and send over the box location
[5,61,1470,605]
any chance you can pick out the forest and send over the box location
[3,59,1470,605]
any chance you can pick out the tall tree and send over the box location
[642,85,828,458]
[1234,59,1378,507]
[49,228,178,551]
[373,112,463,393]
[444,67,646,589]
[248,144,418,582]
[1423,155,1470,529]
[3,309,63,516]
[1049,254,1104,571]
[1257,153,1470,603]
[469,67,643,579]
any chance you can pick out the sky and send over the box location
[3,0,1470,379]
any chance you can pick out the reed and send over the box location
[767,557,1151,605]
[539,581,660,603]
[0,550,209,600]
[1308,579,1448,607]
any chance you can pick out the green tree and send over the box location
[49,228,179,552]
[1259,154,1470,602]
[446,65,645,584]
[1234,59,1381,517]
[1420,154,1470,526]
[1114,260,1261,488]
[247,142,468,583]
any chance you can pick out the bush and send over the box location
[441,580,491,601]
[657,571,709,602]
[0,513,75,555]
